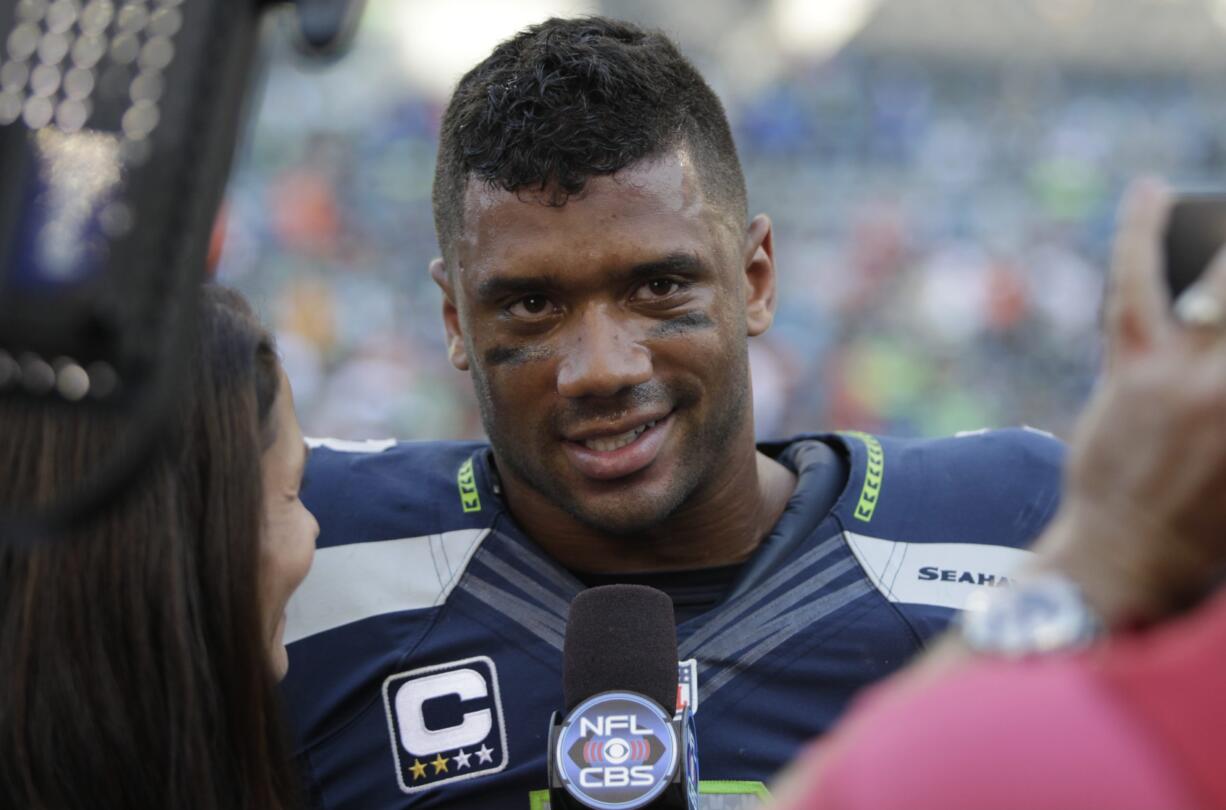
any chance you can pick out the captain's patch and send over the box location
[383,656,508,793]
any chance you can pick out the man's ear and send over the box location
[430,257,470,371]
[742,214,777,337]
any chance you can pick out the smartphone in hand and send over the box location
[1165,194,1226,300]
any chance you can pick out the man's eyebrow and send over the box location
[621,253,708,283]
[473,254,708,302]
[474,274,561,303]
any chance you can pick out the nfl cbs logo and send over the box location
[382,656,508,793]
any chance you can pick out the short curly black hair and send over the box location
[432,16,747,263]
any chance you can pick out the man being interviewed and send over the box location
[280,16,1063,809]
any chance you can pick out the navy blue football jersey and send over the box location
[282,430,1063,809]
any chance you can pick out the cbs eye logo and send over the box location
[382,656,508,793]
[555,692,678,809]
[592,736,650,766]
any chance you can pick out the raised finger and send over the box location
[1106,178,1172,364]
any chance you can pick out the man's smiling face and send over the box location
[437,148,772,535]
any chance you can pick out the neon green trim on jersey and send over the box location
[529,780,771,808]
[698,780,771,797]
[457,457,481,513]
[840,431,884,523]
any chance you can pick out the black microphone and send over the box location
[548,584,699,810]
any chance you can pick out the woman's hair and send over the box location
[0,285,299,809]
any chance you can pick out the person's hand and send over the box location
[1032,179,1226,626]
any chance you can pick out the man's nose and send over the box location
[556,307,652,399]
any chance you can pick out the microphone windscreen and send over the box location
[563,584,678,713]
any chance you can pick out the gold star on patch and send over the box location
[409,759,427,780]
[431,753,449,774]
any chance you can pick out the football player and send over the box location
[280,17,1063,809]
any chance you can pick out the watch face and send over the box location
[961,576,1102,656]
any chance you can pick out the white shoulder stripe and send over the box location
[843,531,1033,611]
[306,437,397,453]
[285,529,489,644]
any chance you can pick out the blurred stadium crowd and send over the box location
[217,0,1226,443]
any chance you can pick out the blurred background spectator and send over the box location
[217,0,1226,442]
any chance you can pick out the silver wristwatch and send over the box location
[959,574,1104,656]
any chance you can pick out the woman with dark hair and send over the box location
[0,285,317,809]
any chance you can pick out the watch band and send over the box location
[959,574,1104,657]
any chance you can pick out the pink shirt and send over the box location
[776,593,1226,810]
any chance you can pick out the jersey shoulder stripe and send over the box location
[285,528,489,644]
[825,427,1064,632]
[289,440,499,645]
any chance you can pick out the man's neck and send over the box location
[496,449,798,575]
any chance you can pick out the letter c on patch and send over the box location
[395,668,492,755]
